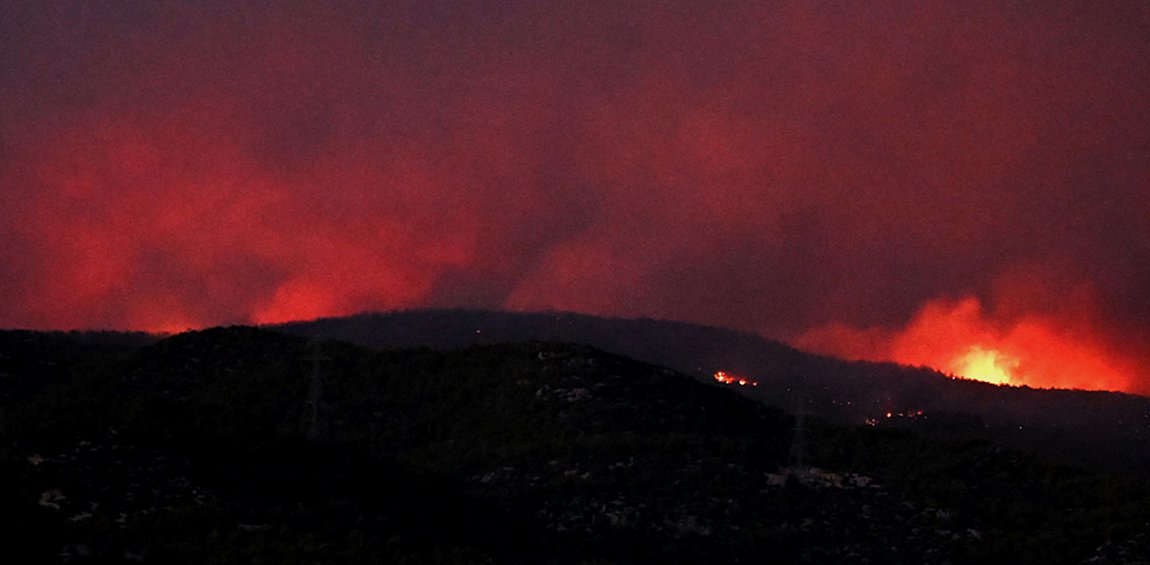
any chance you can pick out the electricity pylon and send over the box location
[786,398,808,470]
[302,341,329,444]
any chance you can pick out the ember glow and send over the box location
[714,371,759,388]
[1,2,1148,394]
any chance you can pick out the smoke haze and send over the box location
[2,1,1148,392]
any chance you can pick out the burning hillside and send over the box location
[796,297,1136,393]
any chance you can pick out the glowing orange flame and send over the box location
[714,371,759,387]
[794,297,1135,392]
[949,345,1018,385]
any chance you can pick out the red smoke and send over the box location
[1,1,1148,393]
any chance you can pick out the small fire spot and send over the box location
[714,371,759,387]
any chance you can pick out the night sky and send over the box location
[2,1,1148,393]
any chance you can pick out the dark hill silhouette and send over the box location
[4,325,1150,562]
[275,309,1150,475]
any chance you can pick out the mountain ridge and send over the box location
[2,321,1150,561]
[273,309,1150,475]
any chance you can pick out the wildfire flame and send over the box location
[794,296,1134,392]
[714,371,759,387]
[949,345,1018,385]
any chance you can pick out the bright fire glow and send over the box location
[714,371,759,387]
[795,296,1135,392]
[949,345,1018,385]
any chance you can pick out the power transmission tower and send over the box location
[787,398,808,470]
[302,341,329,444]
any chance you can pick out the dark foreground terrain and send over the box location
[280,310,1150,475]
[1,319,1149,563]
